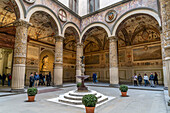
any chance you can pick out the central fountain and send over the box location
[76,56,89,92]
[47,57,114,108]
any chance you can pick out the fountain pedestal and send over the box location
[76,75,89,92]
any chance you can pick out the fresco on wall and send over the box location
[133,46,162,61]
[85,55,100,65]
[118,50,125,62]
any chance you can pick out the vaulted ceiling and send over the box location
[83,27,109,53]
[117,14,160,47]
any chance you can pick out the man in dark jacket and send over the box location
[137,74,142,86]
[149,73,155,87]
[2,73,6,86]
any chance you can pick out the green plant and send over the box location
[119,85,128,92]
[77,83,82,87]
[27,87,38,96]
[82,94,98,107]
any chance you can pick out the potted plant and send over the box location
[77,83,82,88]
[119,85,128,97]
[27,87,38,102]
[82,94,98,113]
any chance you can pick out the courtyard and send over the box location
[0,84,169,113]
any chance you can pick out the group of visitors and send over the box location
[0,73,12,86]
[29,72,51,87]
[132,72,159,87]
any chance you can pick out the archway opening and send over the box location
[63,27,79,83]
[26,11,58,86]
[116,14,162,85]
[82,26,109,83]
[0,0,20,86]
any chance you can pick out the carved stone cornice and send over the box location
[108,36,118,42]
[13,19,31,28]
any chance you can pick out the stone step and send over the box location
[69,90,97,97]
[64,93,102,100]
[58,93,108,105]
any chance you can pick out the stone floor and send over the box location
[0,86,168,113]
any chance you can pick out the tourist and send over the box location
[0,74,2,84]
[154,72,158,85]
[7,74,12,86]
[29,73,34,87]
[49,72,52,85]
[137,74,142,86]
[46,74,50,86]
[92,73,97,83]
[149,73,155,87]
[39,73,43,85]
[144,74,149,86]
[43,74,46,85]
[2,73,6,86]
[34,72,40,87]
[133,73,138,86]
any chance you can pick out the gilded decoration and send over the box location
[55,36,64,63]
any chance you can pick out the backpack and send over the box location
[9,75,12,80]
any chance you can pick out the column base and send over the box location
[164,87,168,90]
[168,100,170,106]
[109,84,119,87]
[11,89,25,93]
[53,85,63,88]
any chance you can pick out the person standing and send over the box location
[46,74,50,86]
[92,73,97,83]
[133,73,138,86]
[144,74,149,86]
[137,74,142,86]
[7,74,12,86]
[149,73,155,87]
[49,72,51,85]
[39,73,43,85]
[154,72,158,85]
[34,72,40,87]
[29,73,34,87]
[2,73,6,86]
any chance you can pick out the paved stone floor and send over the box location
[0,86,168,113]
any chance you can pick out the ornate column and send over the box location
[159,0,170,104]
[54,36,64,87]
[76,42,84,83]
[109,36,119,86]
[11,19,30,91]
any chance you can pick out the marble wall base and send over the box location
[54,65,63,86]
[109,67,119,85]
[163,66,168,87]
[11,64,25,90]
[165,60,170,97]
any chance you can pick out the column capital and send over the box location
[76,42,84,47]
[55,35,65,42]
[13,19,31,28]
[108,36,118,42]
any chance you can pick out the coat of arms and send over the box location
[105,10,117,23]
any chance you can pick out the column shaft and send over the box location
[11,19,30,91]
[76,43,83,83]
[159,0,170,96]
[54,36,64,87]
[109,36,119,86]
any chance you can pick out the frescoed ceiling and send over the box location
[117,14,160,47]
[83,27,109,53]
[28,11,58,44]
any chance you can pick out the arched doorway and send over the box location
[82,26,110,83]
[0,0,20,86]
[26,11,59,85]
[63,26,79,83]
[116,14,162,84]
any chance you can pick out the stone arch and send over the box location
[25,5,62,35]
[15,0,25,19]
[40,48,55,56]
[80,22,111,43]
[112,8,161,36]
[62,22,81,41]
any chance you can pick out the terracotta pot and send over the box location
[28,96,35,102]
[121,92,127,97]
[85,107,95,113]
